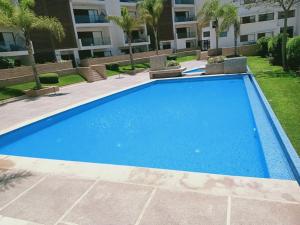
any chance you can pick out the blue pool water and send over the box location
[0,76,295,179]
[184,68,206,74]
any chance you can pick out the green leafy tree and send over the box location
[219,4,240,56]
[197,0,226,50]
[137,0,164,54]
[250,0,300,71]
[108,7,142,70]
[0,0,65,89]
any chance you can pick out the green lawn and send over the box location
[0,74,85,101]
[106,55,197,76]
[106,63,150,77]
[248,56,300,155]
[175,55,196,63]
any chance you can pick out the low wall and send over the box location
[81,49,173,66]
[0,61,73,87]
[222,44,259,56]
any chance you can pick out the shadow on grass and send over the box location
[0,87,24,100]
[0,170,32,191]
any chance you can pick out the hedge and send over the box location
[287,36,300,70]
[39,73,59,84]
[268,34,283,66]
[257,36,270,57]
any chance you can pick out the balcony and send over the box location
[177,31,196,39]
[0,41,28,56]
[125,35,150,45]
[175,0,194,4]
[120,0,138,2]
[79,37,111,49]
[175,15,196,23]
[74,15,108,24]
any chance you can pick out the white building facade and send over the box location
[0,0,299,63]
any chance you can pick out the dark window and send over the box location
[278,10,295,19]
[240,35,248,42]
[241,15,256,24]
[257,33,265,39]
[280,26,294,37]
[162,43,171,49]
[219,32,227,37]
[243,0,256,4]
[203,31,210,37]
[259,13,274,22]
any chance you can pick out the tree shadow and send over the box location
[0,170,32,191]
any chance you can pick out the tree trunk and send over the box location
[215,21,219,50]
[128,34,135,71]
[234,25,238,56]
[153,28,159,55]
[282,11,288,71]
[26,35,42,89]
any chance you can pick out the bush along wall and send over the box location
[268,34,284,66]
[287,36,300,70]
[257,37,270,57]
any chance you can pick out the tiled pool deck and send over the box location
[0,60,299,225]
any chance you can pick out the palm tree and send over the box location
[220,4,240,56]
[137,0,164,55]
[108,7,142,70]
[0,0,65,89]
[197,0,225,50]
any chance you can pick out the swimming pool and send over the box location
[183,68,206,75]
[0,75,299,181]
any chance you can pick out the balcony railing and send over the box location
[80,37,111,47]
[0,42,27,52]
[175,15,196,22]
[120,0,138,2]
[177,31,196,39]
[175,0,194,4]
[74,15,108,24]
[125,35,149,44]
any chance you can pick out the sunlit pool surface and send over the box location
[0,75,298,180]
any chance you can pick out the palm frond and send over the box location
[31,16,65,41]
[19,0,35,10]
[0,0,14,17]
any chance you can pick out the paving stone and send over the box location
[62,181,153,225]
[0,170,43,209]
[0,175,94,225]
[139,189,227,225]
[230,197,300,225]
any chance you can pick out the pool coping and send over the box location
[0,73,299,185]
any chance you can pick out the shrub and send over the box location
[0,57,14,69]
[167,60,179,67]
[167,55,177,61]
[287,36,300,70]
[39,73,59,84]
[208,56,225,64]
[106,63,119,71]
[268,34,283,65]
[257,36,270,57]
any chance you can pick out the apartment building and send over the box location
[0,0,299,65]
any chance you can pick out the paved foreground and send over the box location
[0,156,300,225]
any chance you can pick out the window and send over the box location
[257,31,273,39]
[241,15,256,24]
[219,32,227,37]
[280,26,294,37]
[203,31,210,37]
[278,10,295,19]
[243,0,256,4]
[240,34,255,42]
[258,13,274,22]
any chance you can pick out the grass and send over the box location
[106,63,150,77]
[0,73,85,101]
[248,56,300,155]
[106,55,197,76]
